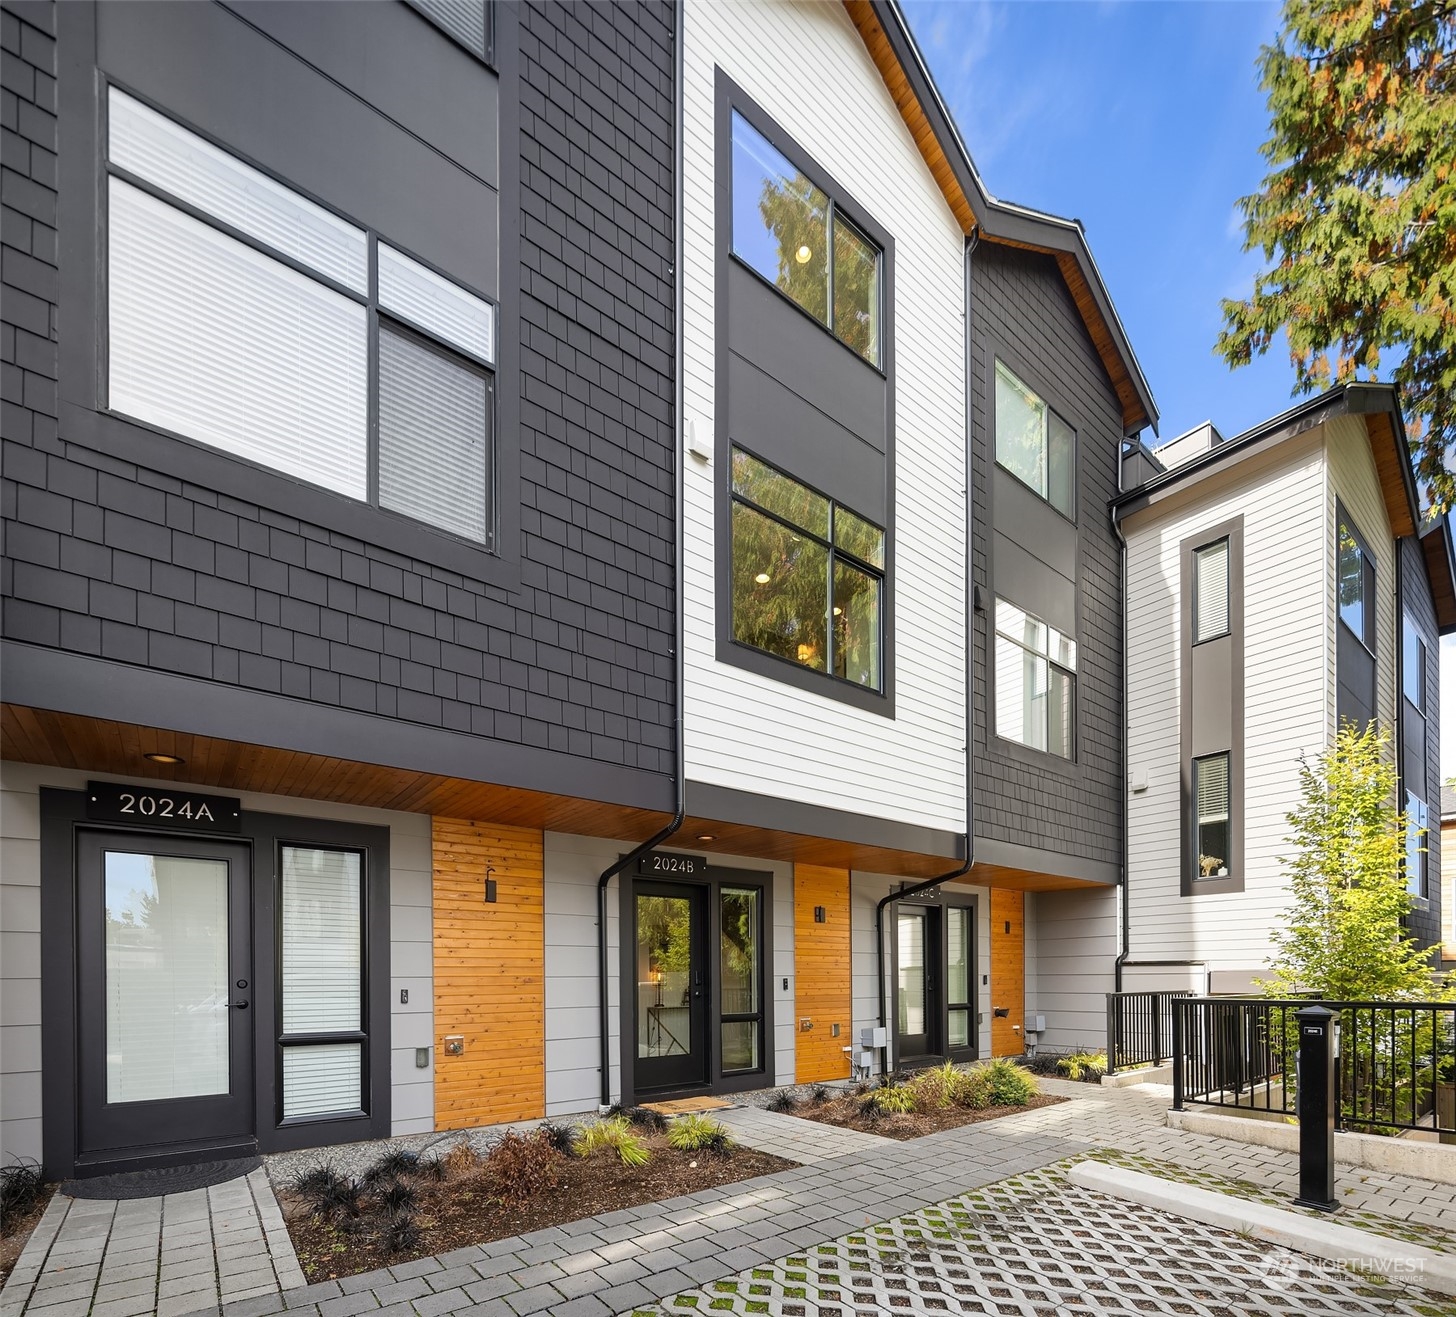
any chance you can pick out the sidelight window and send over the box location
[1193,754,1231,881]
[719,887,762,1072]
[279,846,364,1120]
[105,87,497,546]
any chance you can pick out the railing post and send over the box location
[1152,992,1163,1066]
[1106,994,1118,1076]
[1294,1003,1338,1212]
[1172,998,1184,1111]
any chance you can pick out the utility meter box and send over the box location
[860,1026,887,1050]
[1031,1014,1047,1034]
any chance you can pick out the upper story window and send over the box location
[1405,792,1429,898]
[405,0,493,63]
[994,599,1076,759]
[730,448,884,691]
[1193,538,1230,643]
[1337,516,1375,648]
[994,362,1075,518]
[105,88,497,547]
[1403,614,1426,710]
[729,113,882,367]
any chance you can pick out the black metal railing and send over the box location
[1171,996,1456,1137]
[1105,990,1192,1074]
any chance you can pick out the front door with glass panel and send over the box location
[634,882,709,1091]
[76,831,254,1159]
[897,905,936,1058]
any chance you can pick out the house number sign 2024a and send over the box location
[87,781,243,832]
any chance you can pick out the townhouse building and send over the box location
[2,0,1157,1180]
[1110,386,1455,1002]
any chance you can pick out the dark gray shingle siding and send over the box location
[1,0,677,779]
[970,242,1124,869]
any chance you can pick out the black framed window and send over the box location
[718,886,762,1073]
[993,598,1076,759]
[1193,754,1232,881]
[277,844,367,1123]
[1403,614,1426,711]
[729,111,882,366]
[1193,537,1231,644]
[730,447,884,691]
[1405,792,1429,898]
[1337,516,1376,648]
[994,360,1075,518]
[103,85,498,548]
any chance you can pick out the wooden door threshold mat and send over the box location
[637,1096,732,1114]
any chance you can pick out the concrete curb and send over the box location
[1068,1160,1456,1297]
[1166,1107,1456,1184]
[1101,1065,1173,1088]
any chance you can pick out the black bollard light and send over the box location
[1293,1003,1338,1211]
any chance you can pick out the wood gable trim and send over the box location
[842,0,1150,433]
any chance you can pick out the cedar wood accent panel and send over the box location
[989,888,1024,1057]
[839,0,1147,433]
[432,818,546,1129]
[793,865,852,1083]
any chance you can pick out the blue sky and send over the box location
[902,0,1456,781]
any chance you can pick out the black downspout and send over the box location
[1111,500,1130,992]
[595,0,687,1110]
[874,230,980,1063]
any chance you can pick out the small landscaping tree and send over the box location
[1264,722,1435,1001]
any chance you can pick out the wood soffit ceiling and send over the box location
[1,705,1103,889]
[841,0,1151,434]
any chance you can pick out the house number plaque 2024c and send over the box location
[86,781,242,832]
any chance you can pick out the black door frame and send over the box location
[889,890,979,1072]
[40,788,393,1178]
[76,830,255,1160]
[618,861,775,1106]
[629,880,710,1091]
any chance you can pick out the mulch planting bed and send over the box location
[0,1179,57,1287]
[788,1090,1066,1139]
[281,1136,793,1282]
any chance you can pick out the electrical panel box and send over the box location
[860,1026,887,1050]
[1031,1014,1047,1034]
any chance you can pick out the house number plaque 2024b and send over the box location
[87,781,243,832]
[635,852,707,876]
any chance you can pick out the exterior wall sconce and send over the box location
[485,865,497,903]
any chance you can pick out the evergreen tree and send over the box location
[1217,0,1456,509]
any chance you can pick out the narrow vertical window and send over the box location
[1403,615,1426,710]
[1338,520,1374,646]
[719,887,762,1072]
[946,906,971,1050]
[1194,755,1231,880]
[280,846,364,1119]
[1194,539,1230,643]
[1406,793,1428,898]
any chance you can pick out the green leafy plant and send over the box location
[573,1116,650,1167]
[1055,1052,1108,1083]
[981,1058,1039,1107]
[666,1114,735,1155]
[910,1061,973,1109]
[862,1080,918,1115]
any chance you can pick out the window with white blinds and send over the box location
[104,86,497,548]
[280,846,364,1120]
[1194,753,1231,880]
[407,0,491,61]
[1193,538,1230,643]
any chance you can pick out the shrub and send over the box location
[486,1130,563,1199]
[440,1139,481,1176]
[382,1211,421,1254]
[1055,1052,1108,1083]
[910,1061,973,1109]
[766,1090,799,1113]
[666,1114,735,1155]
[0,1159,44,1232]
[361,1148,421,1187]
[295,1167,362,1222]
[982,1057,1039,1106]
[374,1179,416,1214]
[626,1105,669,1132]
[573,1117,650,1167]
[863,1080,918,1115]
[808,1085,831,1104]
[537,1121,578,1156]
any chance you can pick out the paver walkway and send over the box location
[0,1171,304,1317]
[624,1156,1454,1316]
[6,1078,1455,1317]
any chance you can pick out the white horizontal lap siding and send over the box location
[1325,414,1398,745]
[681,0,968,834]
[1124,434,1328,971]
[1031,887,1116,1053]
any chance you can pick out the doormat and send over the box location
[638,1096,732,1114]
[63,1156,262,1200]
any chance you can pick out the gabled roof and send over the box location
[1442,784,1456,822]
[1112,382,1456,634]
[843,0,1159,437]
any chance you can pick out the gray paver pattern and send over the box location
[619,1158,1455,1316]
